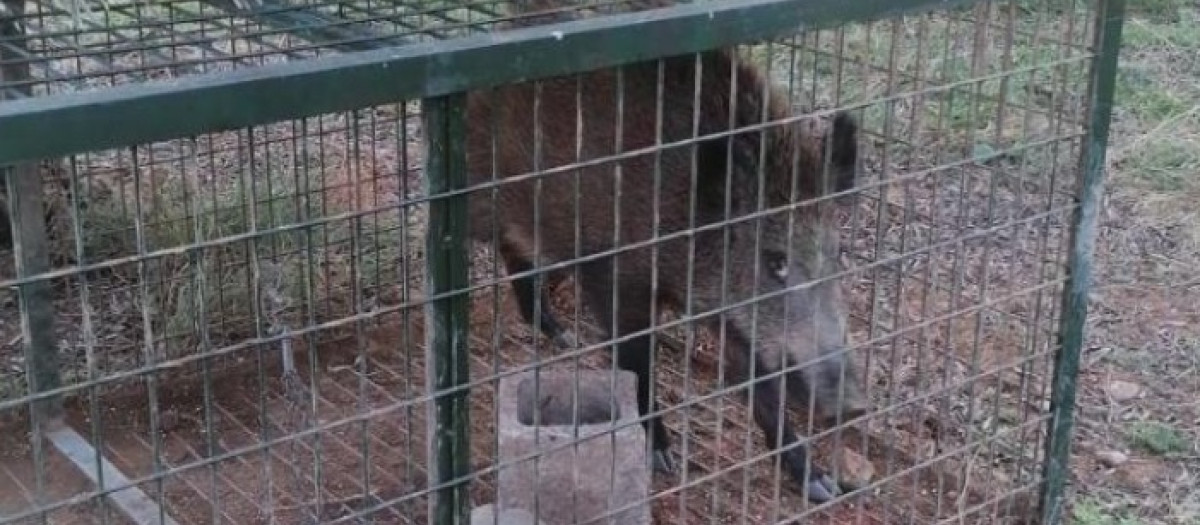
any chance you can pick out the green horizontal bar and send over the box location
[0,0,975,165]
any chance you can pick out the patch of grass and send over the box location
[1072,498,1143,525]
[1126,421,1192,456]
[1125,0,1190,23]
[1116,66,1194,122]
[1121,133,1200,192]
[1122,18,1200,49]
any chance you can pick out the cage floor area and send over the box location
[0,275,1047,525]
[0,427,134,525]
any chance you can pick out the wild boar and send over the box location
[462,0,870,503]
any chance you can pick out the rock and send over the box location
[991,469,1011,485]
[1114,461,1162,488]
[835,447,875,490]
[1095,450,1128,468]
[471,504,547,525]
[1106,380,1141,402]
[157,408,181,433]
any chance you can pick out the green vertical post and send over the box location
[422,93,472,525]
[3,164,61,422]
[1038,1,1125,523]
[2,0,63,424]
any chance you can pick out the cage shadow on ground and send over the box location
[0,0,1112,524]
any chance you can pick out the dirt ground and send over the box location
[1060,2,1200,523]
[0,287,1034,525]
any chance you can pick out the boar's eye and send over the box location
[763,250,788,283]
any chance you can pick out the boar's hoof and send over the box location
[651,450,675,474]
[806,472,842,504]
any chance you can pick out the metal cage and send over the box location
[0,0,1124,523]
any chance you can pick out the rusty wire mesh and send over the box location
[0,0,1110,524]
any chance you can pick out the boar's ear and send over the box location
[819,111,859,196]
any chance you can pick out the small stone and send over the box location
[998,407,1021,424]
[1107,380,1141,402]
[1114,461,1162,488]
[1095,450,1128,468]
[835,447,875,490]
[471,504,547,525]
[991,469,1011,485]
[157,409,180,433]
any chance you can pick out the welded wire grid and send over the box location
[0,0,1105,524]
[455,3,1099,524]
[0,0,710,99]
[0,0,483,100]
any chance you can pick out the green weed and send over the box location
[1127,421,1192,456]
[1072,498,1143,525]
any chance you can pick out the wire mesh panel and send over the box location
[0,0,1123,524]
[449,2,1118,524]
[0,101,436,523]
[0,0,531,99]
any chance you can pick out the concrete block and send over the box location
[471,504,548,525]
[496,369,650,525]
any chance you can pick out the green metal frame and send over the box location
[0,0,984,166]
[3,164,61,422]
[2,0,62,426]
[1038,1,1126,524]
[0,0,1128,523]
[423,93,472,525]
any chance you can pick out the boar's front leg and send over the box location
[498,242,578,350]
[579,256,674,474]
[747,353,842,504]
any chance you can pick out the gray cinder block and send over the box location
[496,369,650,525]
[470,504,547,525]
